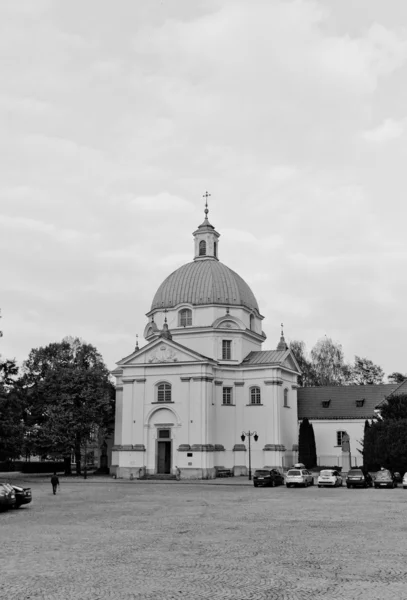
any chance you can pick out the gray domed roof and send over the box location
[151,260,259,312]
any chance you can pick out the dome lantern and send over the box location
[193,192,220,261]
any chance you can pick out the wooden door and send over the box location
[157,441,171,474]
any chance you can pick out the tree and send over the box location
[379,393,407,421]
[20,338,115,475]
[289,340,317,387]
[310,337,350,386]
[362,420,379,471]
[0,359,25,460]
[365,419,407,474]
[298,418,317,469]
[388,372,407,384]
[350,356,384,385]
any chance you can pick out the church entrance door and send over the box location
[156,429,172,474]
[157,442,171,473]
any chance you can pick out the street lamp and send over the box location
[241,431,258,480]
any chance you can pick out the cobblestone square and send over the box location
[1,478,407,600]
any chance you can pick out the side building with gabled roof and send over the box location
[297,384,399,468]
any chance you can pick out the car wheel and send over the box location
[310,479,314,486]
[253,483,258,488]
[304,481,308,488]
[318,484,321,488]
[346,484,350,489]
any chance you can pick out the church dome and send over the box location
[151,259,260,313]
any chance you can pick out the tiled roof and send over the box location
[242,350,289,365]
[298,384,398,420]
[151,259,259,312]
[390,379,407,396]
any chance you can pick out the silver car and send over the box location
[285,468,314,488]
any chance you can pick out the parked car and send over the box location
[374,469,397,489]
[346,469,373,489]
[393,472,402,483]
[285,468,314,488]
[253,469,284,488]
[317,469,343,488]
[0,483,16,511]
[11,484,32,508]
[403,473,407,489]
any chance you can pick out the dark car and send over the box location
[253,469,284,488]
[0,483,16,511]
[11,484,32,508]
[346,469,373,488]
[374,469,397,489]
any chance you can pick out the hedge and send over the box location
[0,461,65,473]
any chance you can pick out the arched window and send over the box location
[250,386,261,404]
[336,431,346,447]
[199,240,206,256]
[284,388,289,407]
[179,308,192,327]
[249,314,255,330]
[157,383,172,403]
[214,241,217,258]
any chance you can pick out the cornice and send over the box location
[112,444,146,451]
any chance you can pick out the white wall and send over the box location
[310,419,365,467]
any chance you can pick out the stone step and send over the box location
[143,474,177,480]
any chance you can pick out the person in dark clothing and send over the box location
[51,473,60,495]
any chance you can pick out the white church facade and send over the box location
[111,205,301,479]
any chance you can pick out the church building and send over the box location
[111,204,301,479]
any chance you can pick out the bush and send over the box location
[0,460,16,472]
[20,461,65,474]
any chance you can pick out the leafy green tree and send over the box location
[298,417,317,468]
[350,356,384,385]
[361,419,379,471]
[21,338,115,475]
[289,340,317,387]
[0,359,25,460]
[310,337,350,386]
[365,419,407,474]
[388,372,407,384]
[379,393,407,421]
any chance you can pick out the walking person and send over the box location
[51,472,60,495]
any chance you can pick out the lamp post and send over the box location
[241,431,258,480]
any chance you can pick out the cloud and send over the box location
[129,192,193,212]
[0,214,80,241]
[363,118,405,142]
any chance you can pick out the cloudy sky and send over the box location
[1,0,406,377]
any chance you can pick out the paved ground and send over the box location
[1,476,407,600]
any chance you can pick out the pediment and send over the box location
[282,352,301,374]
[117,338,211,366]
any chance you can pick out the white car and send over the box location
[285,468,314,488]
[317,469,343,488]
[403,473,407,489]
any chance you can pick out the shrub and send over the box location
[20,461,65,474]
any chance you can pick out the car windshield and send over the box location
[376,470,391,480]
[320,470,334,476]
[255,470,270,476]
[287,470,301,476]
